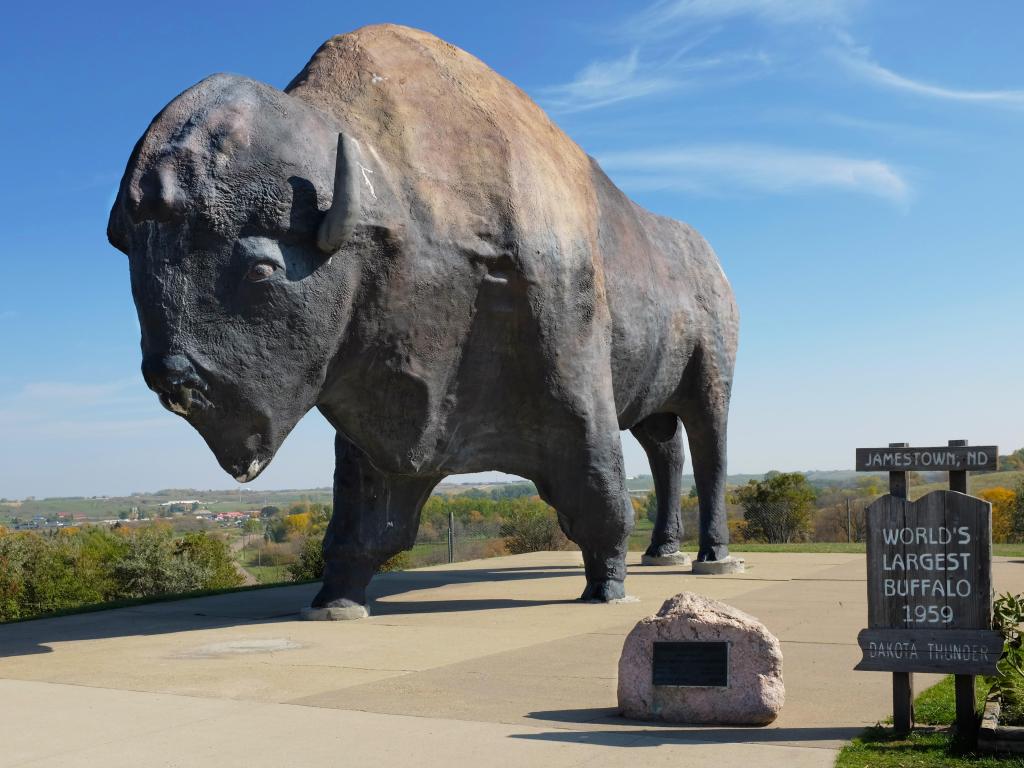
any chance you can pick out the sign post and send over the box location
[855,440,999,742]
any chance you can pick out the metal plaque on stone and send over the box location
[652,641,729,687]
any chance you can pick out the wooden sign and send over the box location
[855,490,998,675]
[652,641,729,687]
[855,628,1002,675]
[856,445,998,472]
[855,440,998,740]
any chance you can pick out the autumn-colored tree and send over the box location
[500,499,573,554]
[979,488,1016,544]
[283,512,312,536]
[630,496,644,524]
[999,449,1024,472]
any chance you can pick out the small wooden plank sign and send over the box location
[855,490,999,674]
[856,445,998,472]
[856,628,1003,675]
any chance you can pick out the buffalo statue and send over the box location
[108,25,739,618]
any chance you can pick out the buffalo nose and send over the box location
[142,354,208,415]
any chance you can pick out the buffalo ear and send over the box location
[107,195,131,255]
[317,133,362,254]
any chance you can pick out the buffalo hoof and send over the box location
[640,551,692,567]
[580,579,628,603]
[301,603,370,620]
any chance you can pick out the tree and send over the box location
[979,488,1016,544]
[734,472,816,543]
[500,500,573,554]
[629,496,644,524]
[999,449,1024,472]
[855,476,884,498]
[175,533,244,590]
[284,512,312,537]
[1013,480,1024,543]
[288,535,324,581]
[643,492,658,525]
[265,517,289,543]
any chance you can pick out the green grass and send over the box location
[836,676,1023,767]
[911,676,989,725]
[730,541,865,553]
[836,727,1024,767]
[627,538,1024,556]
[245,565,293,584]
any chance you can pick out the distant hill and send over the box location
[913,470,1024,499]
[5,465,1021,522]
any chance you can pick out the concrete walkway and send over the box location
[3,551,1023,767]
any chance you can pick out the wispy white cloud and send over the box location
[626,0,859,38]
[597,144,909,204]
[835,44,1024,108]
[538,50,678,113]
[538,46,771,114]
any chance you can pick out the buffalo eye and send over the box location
[245,261,278,282]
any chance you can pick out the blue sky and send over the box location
[1,0,1021,498]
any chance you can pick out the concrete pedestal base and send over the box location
[691,556,745,575]
[300,604,370,621]
[640,552,692,567]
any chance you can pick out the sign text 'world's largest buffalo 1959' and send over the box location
[854,490,1000,675]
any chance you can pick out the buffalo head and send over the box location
[108,74,381,481]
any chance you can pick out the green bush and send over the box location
[734,472,816,543]
[0,525,242,622]
[175,532,244,591]
[288,535,324,581]
[499,500,573,554]
[379,551,411,572]
[287,534,411,581]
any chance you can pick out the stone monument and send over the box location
[618,592,784,725]
[107,24,740,618]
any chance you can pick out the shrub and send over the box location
[111,525,205,598]
[980,487,1016,544]
[993,592,1024,688]
[500,500,573,554]
[252,541,298,567]
[287,536,411,581]
[288,535,324,581]
[734,472,815,543]
[0,525,244,622]
[379,551,411,572]
[175,533,243,591]
[727,519,748,543]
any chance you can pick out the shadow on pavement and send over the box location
[515,717,863,747]
[0,560,588,658]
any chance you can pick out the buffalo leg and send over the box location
[310,434,440,616]
[631,413,685,558]
[679,375,731,562]
[538,423,634,602]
